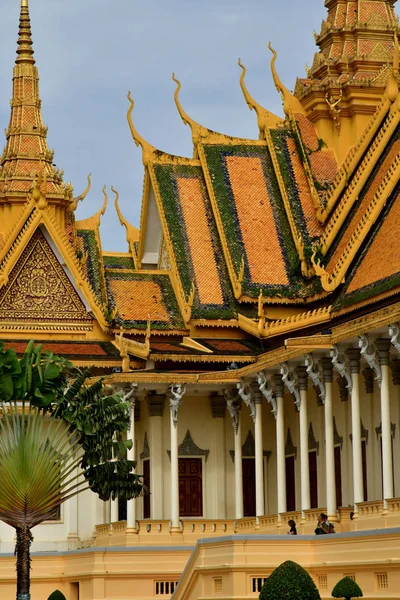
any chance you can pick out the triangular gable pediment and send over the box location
[0,227,93,330]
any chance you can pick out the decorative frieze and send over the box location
[167,430,210,462]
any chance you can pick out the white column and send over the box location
[169,385,185,533]
[347,348,363,508]
[296,367,310,514]
[210,396,227,518]
[273,374,286,518]
[377,339,394,506]
[252,386,264,518]
[148,395,165,519]
[127,401,137,530]
[321,358,336,521]
[234,412,244,520]
[110,430,119,523]
[67,472,80,548]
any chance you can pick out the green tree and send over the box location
[259,560,321,600]
[332,577,363,600]
[0,341,144,600]
[47,592,67,600]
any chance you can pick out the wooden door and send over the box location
[285,455,296,512]
[334,445,342,508]
[143,459,150,519]
[362,439,368,501]
[309,451,318,509]
[242,458,256,517]
[179,458,203,517]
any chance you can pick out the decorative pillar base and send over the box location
[170,525,181,535]
[255,517,260,531]
[67,534,80,550]
[125,528,139,545]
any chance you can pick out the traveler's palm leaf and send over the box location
[0,402,84,529]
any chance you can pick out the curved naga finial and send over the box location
[331,345,352,391]
[280,363,301,411]
[305,354,326,405]
[69,173,92,213]
[238,58,282,138]
[268,42,305,117]
[359,335,382,388]
[172,73,210,151]
[112,186,140,255]
[127,92,157,166]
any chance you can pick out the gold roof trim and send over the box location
[112,186,139,268]
[313,150,400,292]
[268,42,305,117]
[113,322,151,365]
[238,306,331,338]
[127,92,159,167]
[238,59,283,139]
[68,174,92,213]
[76,185,108,230]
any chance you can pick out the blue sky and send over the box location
[0,0,326,252]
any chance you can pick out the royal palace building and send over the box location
[3,0,400,598]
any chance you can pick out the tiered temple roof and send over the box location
[1,0,400,378]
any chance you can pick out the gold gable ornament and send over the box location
[0,229,92,330]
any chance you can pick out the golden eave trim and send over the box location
[150,353,255,364]
[313,150,400,292]
[238,306,332,338]
[317,94,392,223]
[76,185,108,231]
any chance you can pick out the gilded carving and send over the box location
[0,229,91,325]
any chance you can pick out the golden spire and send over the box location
[238,59,283,138]
[268,42,305,116]
[16,0,35,65]
[0,0,69,204]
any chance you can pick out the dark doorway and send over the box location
[309,451,318,509]
[285,455,296,512]
[179,458,203,517]
[242,458,256,517]
[143,459,150,519]
[334,445,342,508]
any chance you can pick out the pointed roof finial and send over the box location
[17,0,35,65]
[268,42,305,116]
[238,58,283,138]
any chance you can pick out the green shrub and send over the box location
[47,591,67,600]
[332,577,363,599]
[259,560,321,600]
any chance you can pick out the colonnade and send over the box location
[108,327,400,529]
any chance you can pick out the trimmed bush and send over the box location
[259,560,321,600]
[48,591,67,600]
[332,577,363,599]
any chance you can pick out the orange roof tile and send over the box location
[347,191,400,293]
[226,155,288,286]
[176,177,224,305]
[286,138,324,238]
[109,279,170,322]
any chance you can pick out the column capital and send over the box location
[346,348,361,373]
[250,382,263,404]
[147,394,165,417]
[375,338,391,366]
[295,366,308,390]
[272,373,284,397]
[362,368,374,394]
[321,357,334,383]
[210,394,226,418]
